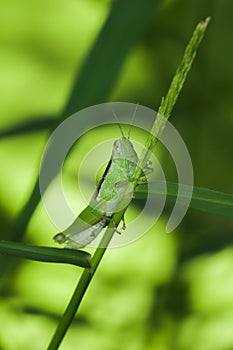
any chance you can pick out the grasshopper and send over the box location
[54,122,149,249]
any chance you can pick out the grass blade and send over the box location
[135,182,233,218]
[47,18,210,349]
[0,241,91,268]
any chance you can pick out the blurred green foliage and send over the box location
[0,0,232,349]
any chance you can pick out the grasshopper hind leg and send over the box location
[113,215,126,234]
[98,212,126,234]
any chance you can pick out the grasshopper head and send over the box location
[112,138,138,164]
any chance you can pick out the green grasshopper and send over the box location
[54,123,150,249]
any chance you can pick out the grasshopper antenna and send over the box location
[128,103,138,139]
[112,110,125,138]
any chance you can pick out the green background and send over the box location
[0,0,233,349]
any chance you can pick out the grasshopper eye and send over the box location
[114,140,121,153]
